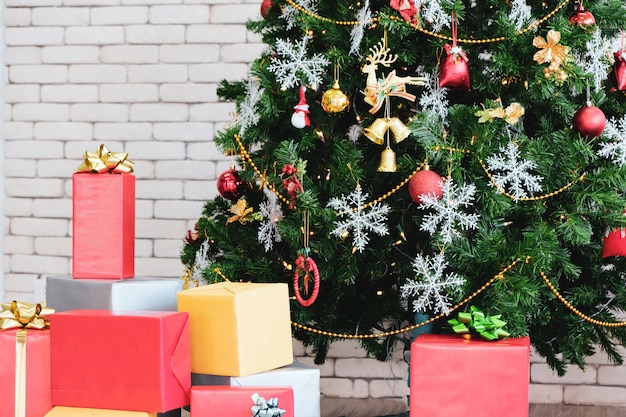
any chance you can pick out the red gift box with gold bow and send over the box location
[72,144,135,279]
[0,301,55,417]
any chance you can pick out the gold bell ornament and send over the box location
[364,117,410,145]
[377,147,397,172]
[386,117,410,142]
[364,116,411,173]
[363,118,390,145]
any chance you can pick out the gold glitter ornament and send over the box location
[321,80,350,114]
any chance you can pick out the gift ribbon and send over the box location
[1,301,54,417]
[447,305,510,341]
[445,12,468,63]
[76,144,134,174]
[15,329,27,417]
[250,393,286,417]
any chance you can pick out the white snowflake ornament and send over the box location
[327,185,390,252]
[191,239,211,281]
[401,252,466,315]
[508,0,532,31]
[598,115,626,167]
[258,191,283,252]
[237,78,264,137]
[419,178,480,244]
[486,141,543,200]
[280,0,318,30]
[419,70,449,122]
[417,0,451,32]
[349,0,372,57]
[268,35,330,90]
[575,30,611,93]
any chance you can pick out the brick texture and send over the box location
[3,0,626,408]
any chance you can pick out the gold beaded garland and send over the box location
[284,0,572,44]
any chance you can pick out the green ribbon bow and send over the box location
[447,305,510,341]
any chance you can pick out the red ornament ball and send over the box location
[217,169,245,201]
[573,104,606,139]
[409,169,444,204]
[260,0,273,18]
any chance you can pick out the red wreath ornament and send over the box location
[293,255,320,307]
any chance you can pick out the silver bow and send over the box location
[250,393,286,417]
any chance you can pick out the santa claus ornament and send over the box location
[439,13,470,91]
[291,85,311,129]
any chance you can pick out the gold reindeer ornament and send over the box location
[361,39,426,114]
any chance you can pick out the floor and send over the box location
[528,404,626,417]
[319,401,626,417]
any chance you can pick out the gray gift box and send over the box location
[46,275,183,312]
[191,361,321,417]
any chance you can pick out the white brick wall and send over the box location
[3,0,626,409]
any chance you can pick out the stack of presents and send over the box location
[1,146,531,417]
[0,146,320,417]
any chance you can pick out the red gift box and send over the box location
[72,172,135,279]
[0,329,53,417]
[50,310,190,412]
[190,386,294,417]
[410,334,530,417]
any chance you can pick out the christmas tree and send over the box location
[181,0,626,374]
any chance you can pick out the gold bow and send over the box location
[226,199,262,225]
[76,144,134,174]
[0,301,54,330]
[533,29,570,67]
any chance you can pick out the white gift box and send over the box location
[191,361,320,417]
[46,275,183,312]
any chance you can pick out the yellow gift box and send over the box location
[45,407,156,417]
[177,282,293,376]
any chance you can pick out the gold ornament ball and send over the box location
[321,81,350,114]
